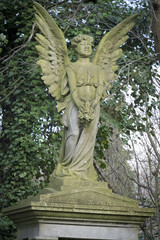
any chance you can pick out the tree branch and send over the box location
[1,22,36,64]
[0,78,25,103]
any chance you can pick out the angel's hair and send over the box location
[71,34,93,48]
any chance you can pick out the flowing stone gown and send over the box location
[55,62,103,180]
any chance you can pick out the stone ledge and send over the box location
[3,183,154,226]
[3,178,155,240]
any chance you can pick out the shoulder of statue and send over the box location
[89,62,103,73]
[95,64,105,74]
[66,62,78,73]
[94,63,103,70]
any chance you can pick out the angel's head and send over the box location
[71,34,93,58]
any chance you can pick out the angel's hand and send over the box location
[74,99,84,110]
[79,102,87,113]
[78,100,89,113]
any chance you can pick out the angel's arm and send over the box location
[92,68,105,107]
[66,67,83,109]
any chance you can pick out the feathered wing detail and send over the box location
[34,2,71,112]
[92,13,138,94]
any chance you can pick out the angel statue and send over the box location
[34,2,137,181]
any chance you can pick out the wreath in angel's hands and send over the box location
[34,2,137,113]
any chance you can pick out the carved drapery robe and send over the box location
[55,62,104,180]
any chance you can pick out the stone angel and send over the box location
[34,2,137,181]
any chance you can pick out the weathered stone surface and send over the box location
[3,178,154,240]
[16,223,139,240]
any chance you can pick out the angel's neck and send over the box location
[77,57,90,64]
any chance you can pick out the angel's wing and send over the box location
[34,2,71,112]
[92,13,138,91]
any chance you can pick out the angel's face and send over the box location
[76,40,92,57]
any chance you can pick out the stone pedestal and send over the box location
[3,178,154,240]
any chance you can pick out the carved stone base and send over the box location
[3,177,154,240]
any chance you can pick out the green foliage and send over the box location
[0,0,62,237]
[0,214,16,240]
